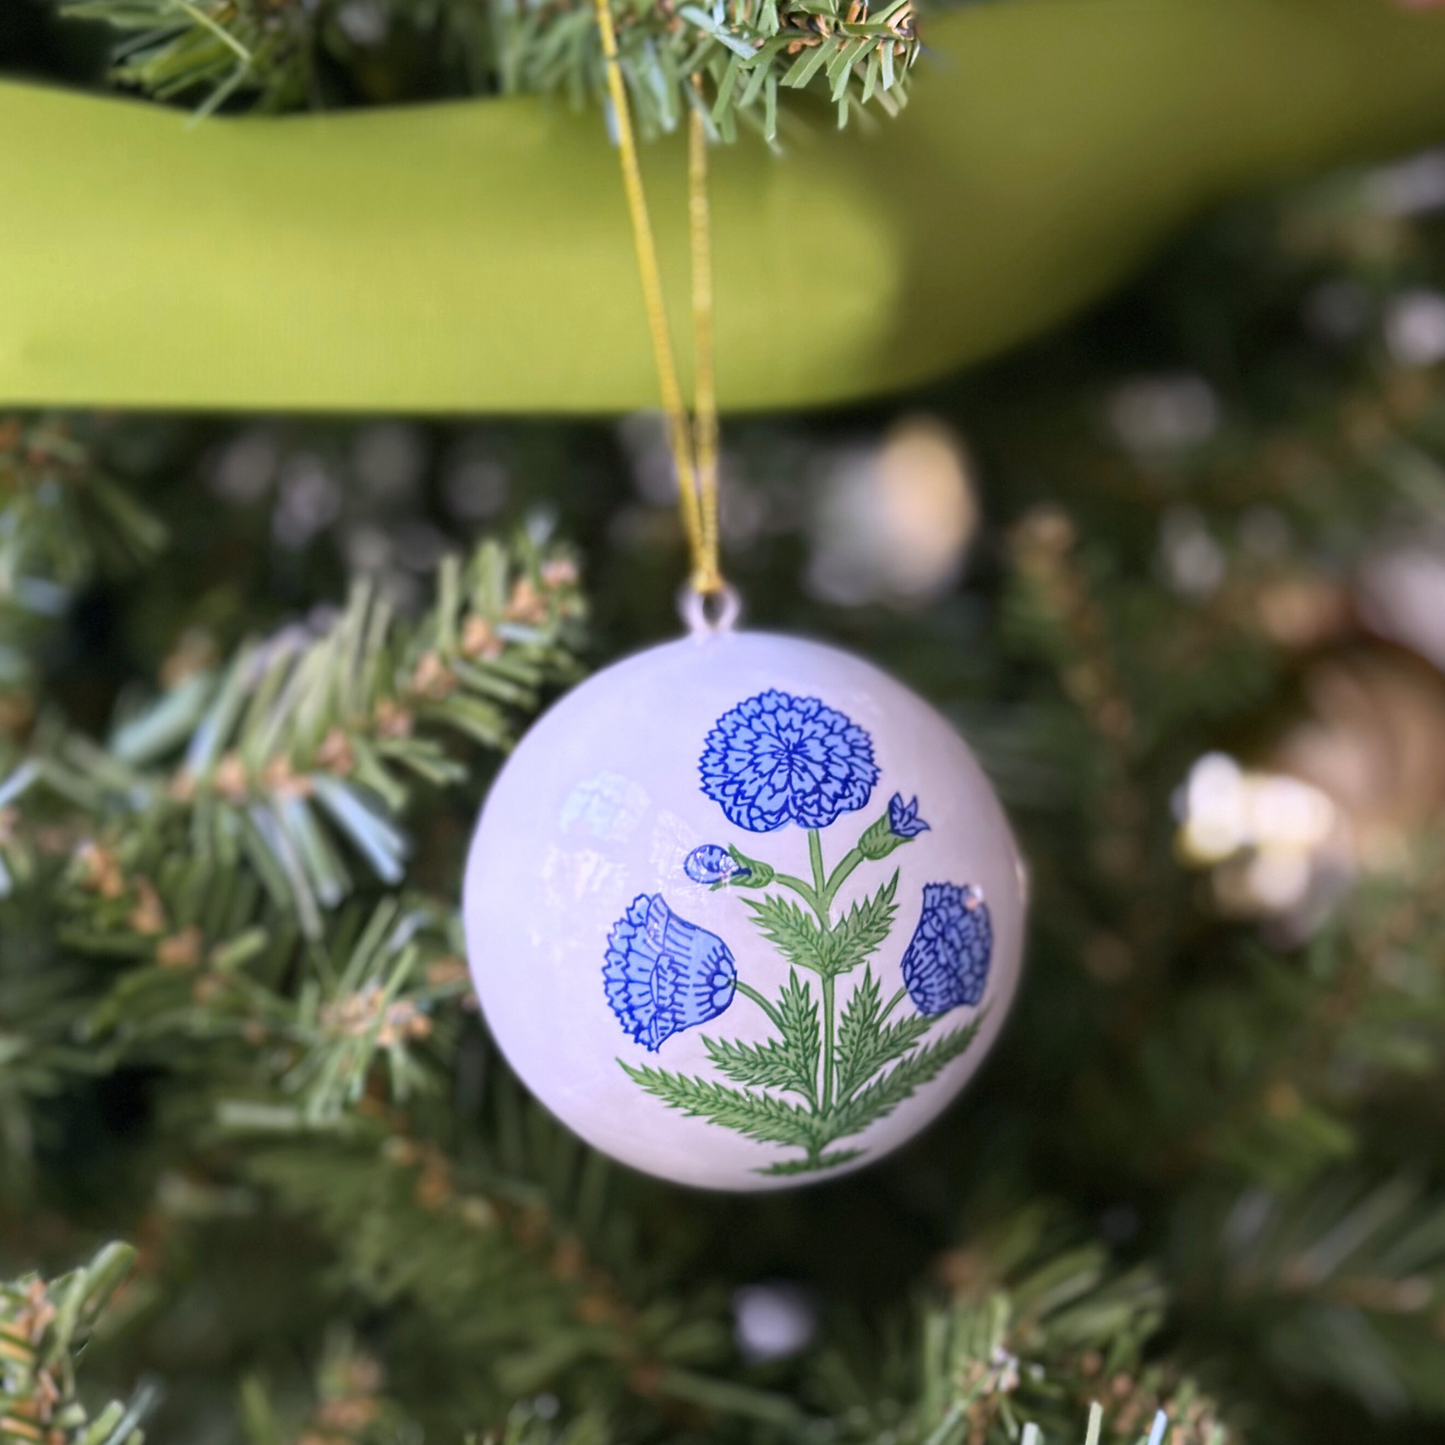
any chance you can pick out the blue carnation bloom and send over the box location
[888,793,930,839]
[699,689,878,833]
[684,844,747,885]
[900,883,992,1017]
[604,894,737,1050]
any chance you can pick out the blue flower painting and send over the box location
[604,894,737,1051]
[900,883,992,1016]
[699,689,878,832]
[611,689,988,1177]
[888,793,930,839]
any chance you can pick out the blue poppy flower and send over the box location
[604,894,737,1050]
[699,689,878,833]
[684,844,748,885]
[900,883,992,1017]
[888,793,930,839]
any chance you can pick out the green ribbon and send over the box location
[3,0,1445,413]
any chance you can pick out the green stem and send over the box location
[807,829,827,916]
[820,973,835,1116]
[771,871,822,915]
[807,829,835,1115]
[734,979,785,1031]
[822,846,865,911]
[878,986,908,1025]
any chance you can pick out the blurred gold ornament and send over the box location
[1176,647,1445,929]
[807,416,978,608]
[1253,576,1352,650]
[1275,647,1445,867]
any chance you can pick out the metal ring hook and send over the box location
[679,581,741,636]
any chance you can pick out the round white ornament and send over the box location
[464,611,1025,1190]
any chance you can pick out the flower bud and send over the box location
[685,844,739,886]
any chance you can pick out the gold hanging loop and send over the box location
[593,0,724,595]
[687,97,721,591]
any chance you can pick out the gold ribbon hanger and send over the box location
[592,0,725,600]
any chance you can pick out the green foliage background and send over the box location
[5,3,1445,1445]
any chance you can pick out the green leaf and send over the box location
[833,967,931,1100]
[781,37,833,89]
[858,807,908,860]
[828,1017,984,1142]
[621,1062,821,1149]
[824,872,898,974]
[704,971,819,1103]
[777,968,822,1091]
[745,893,829,973]
[726,843,775,889]
[834,967,883,1087]
[703,1035,801,1094]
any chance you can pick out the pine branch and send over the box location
[0,459,586,1294]
[235,1084,778,1433]
[0,524,580,1170]
[1089,835,1445,1195]
[0,417,175,1186]
[814,1205,1230,1444]
[241,1329,408,1445]
[1177,1171,1445,1419]
[498,0,921,143]
[65,0,922,141]
[72,888,469,1128]
[0,1243,149,1445]
[0,416,165,764]
[8,531,583,939]
[61,0,315,116]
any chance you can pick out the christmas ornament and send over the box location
[463,614,1025,1189]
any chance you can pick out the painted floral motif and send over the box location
[605,691,994,1177]
[604,894,737,1051]
[900,883,992,1016]
[684,844,748,886]
[699,689,878,832]
[888,793,930,839]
